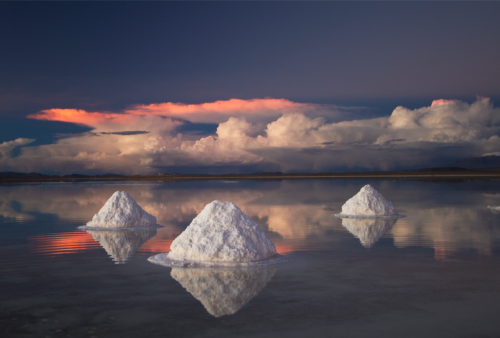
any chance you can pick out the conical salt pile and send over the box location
[342,218,397,248]
[171,267,276,317]
[87,229,156,264]
[336,185,400,217]
[81,191,157,229]
[149,200,286,267]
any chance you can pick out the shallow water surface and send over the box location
[1,179,500,337]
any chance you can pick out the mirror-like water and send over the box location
[1,179,500,337]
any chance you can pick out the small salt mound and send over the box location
[335,184,403,218]
[342,218,397,248]
[148,200,286,267]
[488,206,500,211]
[79,191,157,229]
[87,229,156,264]
[171,267,276,317]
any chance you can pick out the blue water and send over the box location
[1,179,500,337]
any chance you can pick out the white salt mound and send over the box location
[488,206,500,211]
[342,218,397,248]
[81,191,157,229]
[171,267,276,317]
[87,229,156,264]
[148,200,286,267]
[335,184,402,218]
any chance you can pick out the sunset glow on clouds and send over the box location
[28,98,314,125]
[1,97,499,174]
[125,98,311,123]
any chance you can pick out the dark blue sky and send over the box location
[3,2,500,109]
[1,1,500,174]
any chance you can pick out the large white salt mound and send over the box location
[335,185,402,218]
[80,191,157,229]
[171,267,275,317]
[87,229,156,264]
[148,200,286,267]
[342,218,397,248]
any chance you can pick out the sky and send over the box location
[1,1,500,175]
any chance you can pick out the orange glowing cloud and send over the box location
[126,98,306,116]
[27,108,132,127]
[27,98,312,126]
[431,99,458,107]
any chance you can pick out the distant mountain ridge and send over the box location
[0,172,52,178]
[0,172,123,178]
[446,155,500,169]
[417,167,468,172]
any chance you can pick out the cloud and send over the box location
[482,152,500,157]
[28,98,351,126]
[4,97,500,174]
[125,98,310,124]
[174,97,500,171]
[28,108,127,125]
[28,98,310,125]
[0,138,35,158]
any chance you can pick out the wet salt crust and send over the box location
[335,184,406,219]
[78,191,160,230]
[148,200,287,268]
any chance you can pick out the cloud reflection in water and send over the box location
[6,180,500,261]
[29,231,100,255]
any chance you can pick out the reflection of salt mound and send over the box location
[171,267,275,317]
[148,200,286,267]
[342,218,397,248]
[335,184,401,218]
[87,229,156,264]
[488,206,500,211]
[81,191,157,229]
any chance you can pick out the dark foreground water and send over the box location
[1,179,500,338]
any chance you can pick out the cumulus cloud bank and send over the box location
[2,97,500,174]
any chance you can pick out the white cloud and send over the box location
[482,152,500,157]
[0,138,35,158]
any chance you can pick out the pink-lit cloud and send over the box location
[28,98,319,126]
[125,98,310,123]
[28,109,128,126]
